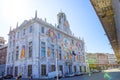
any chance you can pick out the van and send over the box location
[48,71,62,79]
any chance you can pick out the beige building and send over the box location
[87,53,119,70]
[97,53,109,70]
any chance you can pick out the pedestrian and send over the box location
[30,74,33,80]
[1,72,4,78]
[16,74,22,80]
[88,71,92,76]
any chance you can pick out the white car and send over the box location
[92,70,100,73]
[47,71,62,79]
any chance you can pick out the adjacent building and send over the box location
[0,37,5,47]
[87,53,98,70]
[87,53,119,70]
[0,37,7,76]
[107,53,118,68]
[5,12,86,78]
[97,53,109,70]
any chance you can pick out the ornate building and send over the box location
[5,12,86,78]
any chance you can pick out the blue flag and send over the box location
[72,51,76,56]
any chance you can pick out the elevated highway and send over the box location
[90,0,120,62]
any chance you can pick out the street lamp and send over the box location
[56,55,59,80]
[85,46,90,76]
[86,59,91,76]
[54,26,59,80]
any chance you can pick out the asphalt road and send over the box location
[60,69,120,80]
[3,69,120,80]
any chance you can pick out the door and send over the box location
[68,65,72,73]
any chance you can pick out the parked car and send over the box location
[0,76,2,80]
[47,71,62,79]
[3,74,13,79]
[92,70,100,73]
[74,72,84,76]
[65,72,75,77]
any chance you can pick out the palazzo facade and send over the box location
[6,12,86,78]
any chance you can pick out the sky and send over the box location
[0,0,114,53]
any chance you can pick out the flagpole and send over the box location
[54,26,59,80]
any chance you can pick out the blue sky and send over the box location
[0,0,114,53]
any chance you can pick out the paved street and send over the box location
[3,69,120,80]
[60,69,120,80]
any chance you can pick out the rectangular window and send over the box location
[58,46,62,60]
[51,44,54,58]
[10,35,12,39]
[8,53,10,63]
[84,66,86,72]
[13,40,15,46]
[16,52,19,60]
[29,26,32,33]
[10,67,13,74]
[15,66,18,77]
[7,67,9,74]
[78,55,80,61]
[12,52,14,62]
[16,46,19,60]
[59,65,63,74]
[74,66,76,72]
[73,56,75,61]
[58,33,60,39]
[17,32,19,39]
[29,41,32,58]
[67,53,69,60]
[41,42,46,58]
[41,27,44,33]
[9,41,11,48]
[23,29,26,36]
[72,40,74,44]
[59,53,62,60]
[80,66,82,72]
[28,65,32,77]
[41,65,46,76]
[51,65,55,71]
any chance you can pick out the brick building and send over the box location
[0,37,7,76]
[0,44,7,64]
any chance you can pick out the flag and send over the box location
[64,21,68,27]
[69,54,72,60]
[72,51,76,56]
[47,47,50,57]
[64,55,66,60]
[55,49,58,58]
[20,45,25,59]
[76,55,78,61]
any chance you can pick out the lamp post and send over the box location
[54,26,59,80]
[86,60,90,76]
[56,56,58,80]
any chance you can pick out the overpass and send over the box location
[90,0,120,62]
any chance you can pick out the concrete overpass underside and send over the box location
[90,0,120,62]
